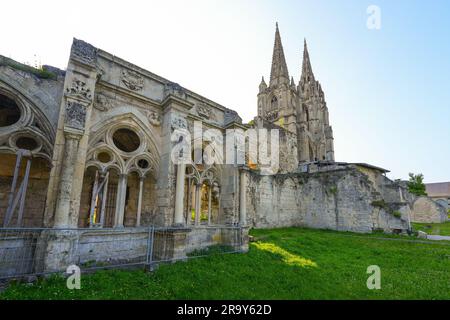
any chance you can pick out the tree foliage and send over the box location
[407,173,428,196]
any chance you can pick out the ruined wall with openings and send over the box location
[246,166,410,233]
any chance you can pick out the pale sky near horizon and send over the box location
[1,0,449,183]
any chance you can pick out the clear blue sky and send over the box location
[1,0,449,182]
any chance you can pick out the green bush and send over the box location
[371,199,387,209]
[393,211,402,218]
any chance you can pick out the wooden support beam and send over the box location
[3,150,32,227]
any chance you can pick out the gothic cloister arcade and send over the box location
[0,86,54,228]
[184,164,221,226]
[78,115,160,228]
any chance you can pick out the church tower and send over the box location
[257,23,299,134]
[258,24,335,163]
[297,40,334,162]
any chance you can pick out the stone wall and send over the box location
[246,165,410,233]
[411,196,448,223]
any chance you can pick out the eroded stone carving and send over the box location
[65,79,92,102]
[121,69,144,91]
[65,101,86,130]
[170,115,188,131]
[71,39,97,66]
[265,110,278,122]
[224,109,242,126]
[93,92,112,111]
[147,111,161,126]
[164,82,187,99]
[196,103,212,119]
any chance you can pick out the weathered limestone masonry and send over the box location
[244,163,410,233]
[0,24,439,274]
[411,196,448,223]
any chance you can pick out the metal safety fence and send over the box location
[0,225,244,280]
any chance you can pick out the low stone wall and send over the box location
[246,166,410,233]
[77,228,149,265]
[0,233,38,277]
[0,226,246,278]
[411,197,448,223]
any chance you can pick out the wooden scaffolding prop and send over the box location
[3,149,32,227]
[88,170,110,228]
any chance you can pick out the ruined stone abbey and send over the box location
[0,25,423,272]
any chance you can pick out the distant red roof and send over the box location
[425,182,450,197]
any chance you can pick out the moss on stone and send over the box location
[0,56,57,80]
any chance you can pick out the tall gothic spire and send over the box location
[300,39,315,84]
[270,22,290,86]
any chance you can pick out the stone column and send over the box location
[54,132,82,228]
[194,184,201,226]
[114,174,128,228]
[136,176,145,227]
[239,169,247,226]
[174,162,186,225]
[99,172,109,227]
[207,185,212,225]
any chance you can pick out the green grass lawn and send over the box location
[1,227,449,300]
[412,221,450,236]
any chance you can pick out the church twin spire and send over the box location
[258,23,335,163]
[266,23,315,89]
[300,39,315,85]
[269,23,290,87]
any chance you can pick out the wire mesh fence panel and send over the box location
[150,226,243,264]
[74,227,151,271]
[0,228,44,279]
[0,226,245,280]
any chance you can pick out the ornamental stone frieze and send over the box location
[196,103,215,121]
[121,69,144,91]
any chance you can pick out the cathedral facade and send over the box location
[257,24,334,163]
[0,25,414,273]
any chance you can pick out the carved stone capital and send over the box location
[63,130,83,141]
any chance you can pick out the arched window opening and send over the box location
[112,128,140,153]
[184,166,220,226]
[15,137,38,151]
[0,94,21,127]
[271,96,278,110]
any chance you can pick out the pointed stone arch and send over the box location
[80,111,161,228]
[0,81,55,162]
[0,81,55,227]
[87,111,161,176]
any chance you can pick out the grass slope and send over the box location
[412,221,450,236]
[1,227,449,300]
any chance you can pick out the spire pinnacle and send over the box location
[259,76,267,92]
[301,38,315,84]
[270,23,289,86]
